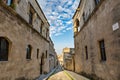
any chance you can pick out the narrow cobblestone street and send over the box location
[48,71,70,80]
[47,65,69,80]
[0,0,120,80]
[47,65,90,80]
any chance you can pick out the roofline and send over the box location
[72,0,82,19]
[49,37,54,46]
[35,0,50,26]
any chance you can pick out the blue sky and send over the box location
[37,0,80,54]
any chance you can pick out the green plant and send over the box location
[10,3,16,10]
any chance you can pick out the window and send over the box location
[40,22,43,34]
[2,0,13,6]
[75,19,79,28]
[7,0,13,6]
[46,29,49,38]
[83,12,86,22]
[75,19,79,32]
[46,51,47,58]
[99,40,106,61]
[29,10,33,25]
[29,4,35,25]
[26,45,32,59]
[0,37,9,61]
[95,0,101,5]
[85,46,88,60]
[37,49,39,59]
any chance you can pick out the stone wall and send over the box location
[16,0,49,40]
[74,0,120,80]
[49,38,58,71]
[0,4,49,79]
[63,48,75,71]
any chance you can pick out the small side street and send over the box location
[37,65,90,80]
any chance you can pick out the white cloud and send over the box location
[57,6,64,12]
[57,26,66,32]
[66,27,73,30]
[37,0,80,37]
[63,30,66,32]
[62,13,71,19]
[50,26,56,31]
[54,32,63,36]
[67,1,73,5]
[66,20,72,25]
[71,0,80,10]
[52,12,59,16]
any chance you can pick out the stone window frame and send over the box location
[40,21,44,34]
[74,19,79,32]
[28,3,36,25]
[0,37,11,61]
[29,4,34,25]
[99,39,107,62]
[46,28,49,39]
[26,44,32,60]
[75,19,79,28]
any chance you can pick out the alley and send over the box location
[0,0,120,80]
[48,66,69,80]
[47,65,90,80]
[48,71,69,80]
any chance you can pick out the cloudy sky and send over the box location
[37,0,80,54]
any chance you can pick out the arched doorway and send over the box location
[40,53,44,74]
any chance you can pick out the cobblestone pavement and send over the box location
[65,70,90,80]
[48,66,70,80]
[48,65,90,80]
[48,71,70,80]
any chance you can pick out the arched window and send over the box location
[26,45,32,59]
[75,19,79,28]
[0,37,9,61]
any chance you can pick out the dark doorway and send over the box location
[40,53,44,74]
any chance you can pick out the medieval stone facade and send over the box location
[63,47,75,71]
[49,37,58,72]
[58,54,63,67]
[73,0,120,80]
[0,0,56,79]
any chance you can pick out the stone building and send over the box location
[0,0,54,79]
[49,37,58,71]
[58,54,63,66]
[73,0,120,80]
[63,47,75,71]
